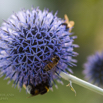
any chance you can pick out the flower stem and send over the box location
[60,72,103,95]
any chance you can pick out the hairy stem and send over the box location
[60,72,103,95]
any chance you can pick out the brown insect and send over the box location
[44,55,60,71]
[63,14,75,32]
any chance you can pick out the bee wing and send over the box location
[64,14,69,24]
[69,21,75,28]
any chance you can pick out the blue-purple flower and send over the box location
[83,52,103,87]
[0,7,78,90]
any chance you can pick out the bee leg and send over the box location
[45,86,49,92]
[40,86,49,95]
[66,80,76,96]
[23,84,26,89]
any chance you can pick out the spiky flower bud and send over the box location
[0,7,78,90]
[83,52,103,87]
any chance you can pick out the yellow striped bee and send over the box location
[44,55,60,71]
[62,14,75,32]
[23,81,49,97]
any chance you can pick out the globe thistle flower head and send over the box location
[0,7,78,90]
[83,52,103,87]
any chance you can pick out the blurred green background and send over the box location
[0,0,103,103]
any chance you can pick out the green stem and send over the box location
[60,72,103,95]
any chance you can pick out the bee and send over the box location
[44,55,60,72]
[23,81,49,97]
[62,14,75,32]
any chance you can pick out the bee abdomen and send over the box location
[44,63,53,71]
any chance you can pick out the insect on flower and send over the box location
[23,80,50,97]
[0,7,78,93]
[62,14,75,32]
[43,55,60,72]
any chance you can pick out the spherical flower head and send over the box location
[83,52,103,87]
[0,7,78,90]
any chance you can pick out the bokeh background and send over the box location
[0,0,103,103]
